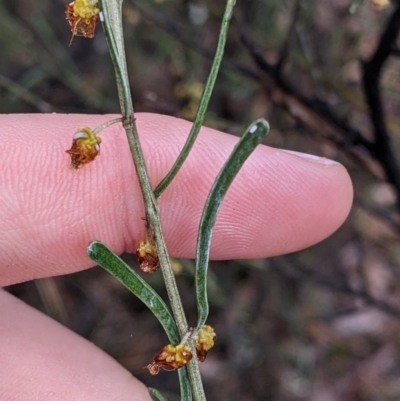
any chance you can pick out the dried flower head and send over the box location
[195,325,216,362]
[65,127,101,169]
[65,0,100,45]
[136,240,160,273]
[146,344,192,375]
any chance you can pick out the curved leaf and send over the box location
[195,119,270,328]
[87,241,192,400]
[87,241,179,344]
[153,0,237,198]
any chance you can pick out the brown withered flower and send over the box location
[146,344,192,375]
[136,240,160,273]
[66,127,101,170]
[195,325,216,362]
[66,0,100,45]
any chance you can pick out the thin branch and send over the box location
[238,4,400,212]
[276,0,301,75]
[361,1,400,212]
[237,25,375,153]
[154,0,237,198]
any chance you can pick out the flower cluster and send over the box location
[136,240,160,273]
[65,127,101,170]
[65,0,100,44]
[146,325,216,375]
[195,325,216,362]
[146,344,193,375]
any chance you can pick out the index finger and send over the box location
[0,113,353,286]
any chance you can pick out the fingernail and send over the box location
[281,150,340,166]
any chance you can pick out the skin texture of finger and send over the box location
[0,113,353,285]
[0,289,152,401]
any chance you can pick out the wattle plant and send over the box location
[64,1,269,400]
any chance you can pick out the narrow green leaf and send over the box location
[153,0,237,198]
[195,119,270,328]
[149,388,171,401]
[87,241,192,400]
[87,241,179,345]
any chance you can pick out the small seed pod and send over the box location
[136,240,160,273]
[66,127,102,170]
[66,0,100,45]
[146,344,193,375]
[195,325,216,362]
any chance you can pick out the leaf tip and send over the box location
[248,119,270,135]
[87,240,99,256]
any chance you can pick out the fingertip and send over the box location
[256,148,353,256]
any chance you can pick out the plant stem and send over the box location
[98,1,205,399]
[154,0,237,199]
[92,117,122,134]
[124,119,189,334]
[99,0,186,334]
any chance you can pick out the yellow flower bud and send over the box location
[136,240,160,273]
[65,1,100,45]
[195,325,216,362]
[65,127,101,170]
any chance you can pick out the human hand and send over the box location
[0,113,352,400]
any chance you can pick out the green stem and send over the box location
[154,0,237,198]
[92,117,122,134]
[98,1,205,399]
[99,0,186,336]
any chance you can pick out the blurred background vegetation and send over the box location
[4,0,400,400]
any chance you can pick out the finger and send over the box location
[0,289,152,401]
[0,113,352,285]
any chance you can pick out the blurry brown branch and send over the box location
[0,74,55,113]
[236,19,375,152]
[361,1,400,212]
[355,198,400,233]
[131,0,376,154]
[237,5,400,212]
[272,258,400,319]
[129,0,258,81]
[276,0,301,75]
[0,3,116,113]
